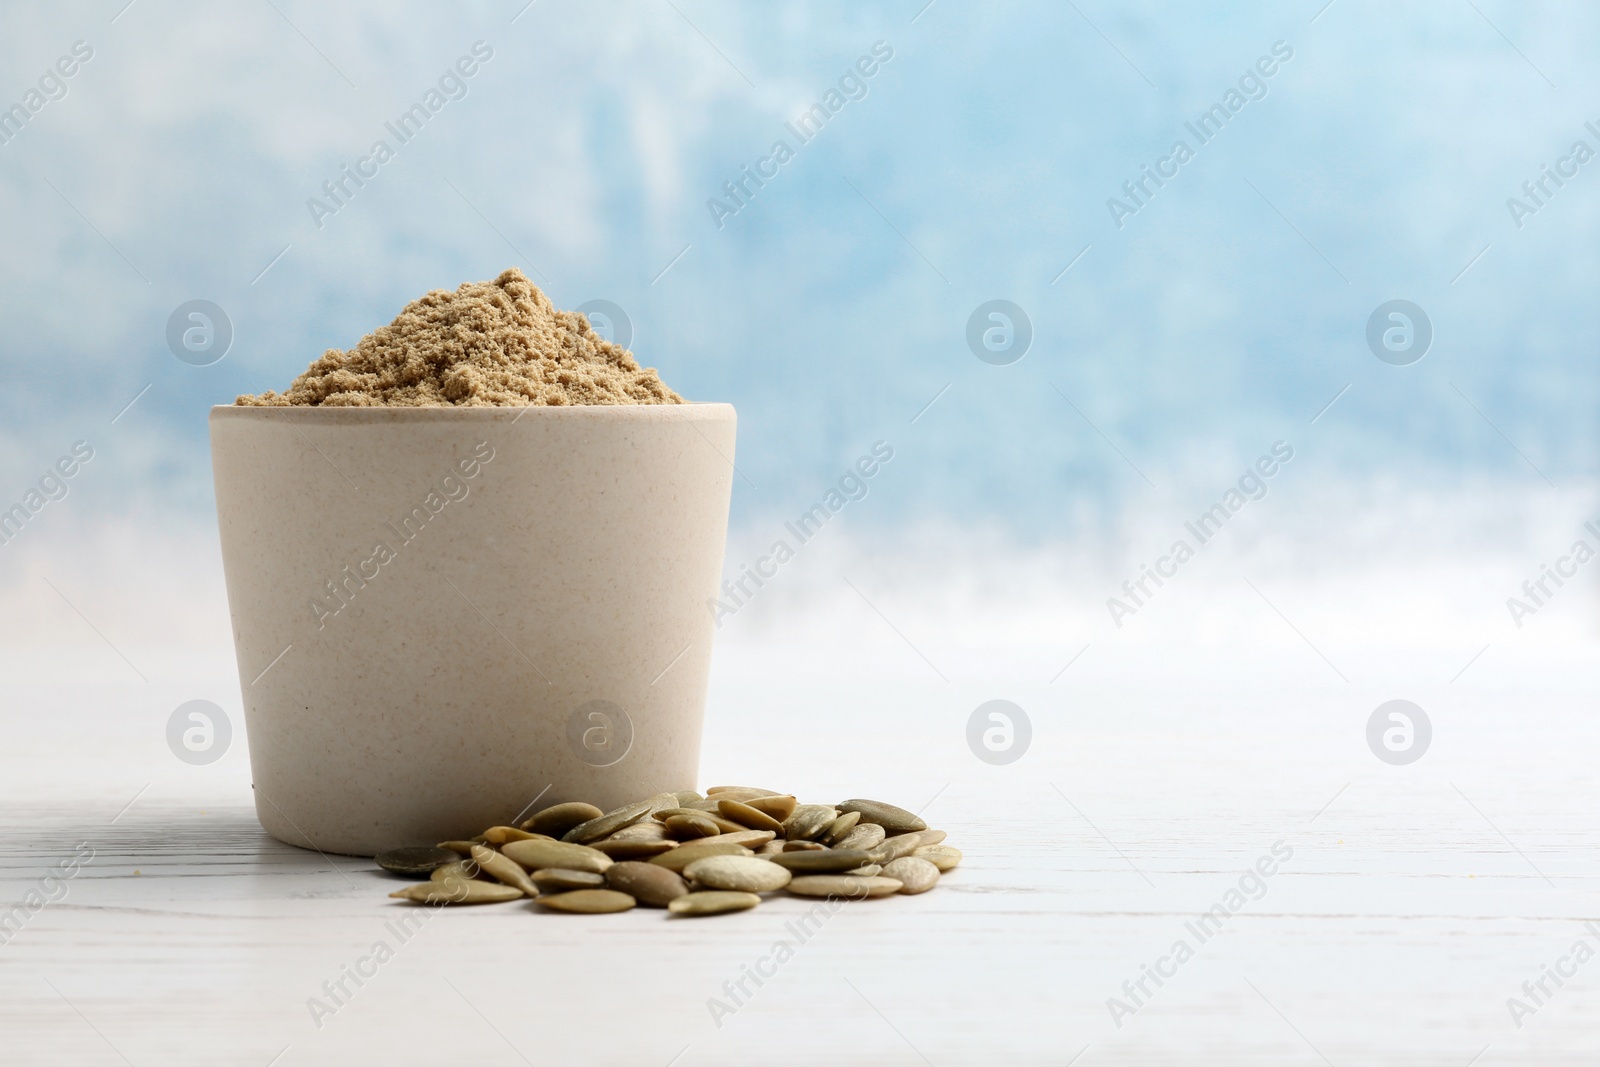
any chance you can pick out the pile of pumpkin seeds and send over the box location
[376,787,960,917]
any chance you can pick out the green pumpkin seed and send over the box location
[591,839,680,860]
[782,805,838,840]
[649,842,753,871]
[522,802,603,838]
[537,888,636,913]
[880,856,939,894]
[390,880,524,905]
[768,849,873,873]
[668,890,761,916]
[717,799,784,833]
[834,824,887,852]
[645,792,683,814]
[683,855,792,893]
[530,868,606,893]
[786,875,902,899]
[871,831,933,865]
[431,860,479,883]
[822,811,861,846]
[744,794,798,821]
[661,804,741,828]
[562,800,654,844]
[605,861,689,907]
[914,845,962,872]
[603,820,669,842]
[469,844,540,896]
[651,807,709,822]
[501,839,613,874]
[375,846,460,877]
[664,813,722,839]
[837,799,925,833]
[704,786,782,800]
[480,826,548,845]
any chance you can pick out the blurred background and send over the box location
[1,0,1596,788]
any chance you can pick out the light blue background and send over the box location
[0,0,1593,557]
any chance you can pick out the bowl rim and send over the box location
[210,401,734,423]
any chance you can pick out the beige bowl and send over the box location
[209,403,736,856]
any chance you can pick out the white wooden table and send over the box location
[2,624,1597,1065]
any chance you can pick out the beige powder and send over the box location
[236,268,683,407]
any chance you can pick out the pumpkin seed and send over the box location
[591,839,679,860]
[914,845,962,872]
[782,805,838,841]
[822,811,861,846]
[469,844,540,896]
[844,864,883,877]
[501,839,613,874]
[654,808,746,833]
[871,831,932,864]
[375,846,460,877]
[562,800,653,844]
[651,807,710,822]
[684,855,793,893]
[716,799,784,833]
[479,826,547,845]
[530,868,606,893]
[437,840,480,856]
[768,849,873,873]
[782,840,826,852]
[645,792,683,814]
[744,794,798,821]
[672,790,703,806]
[390,880,524,905]
[605,861,689,907]
[786,875,902,899]
[431,860,479,883]
[880,856,939,894]
[837,799,925,833]
[649,842,753,871]
[668,891,760,916]
[704,786,781,800]
[713,830,775,849]
[537,889,636,913]
[834,824,887,852]
[665,813,722,839]
[522,801,603,838]
[603,820,669,842]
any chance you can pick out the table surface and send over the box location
[3,616,1598,1066]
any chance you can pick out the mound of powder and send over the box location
[236,268,683,407]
